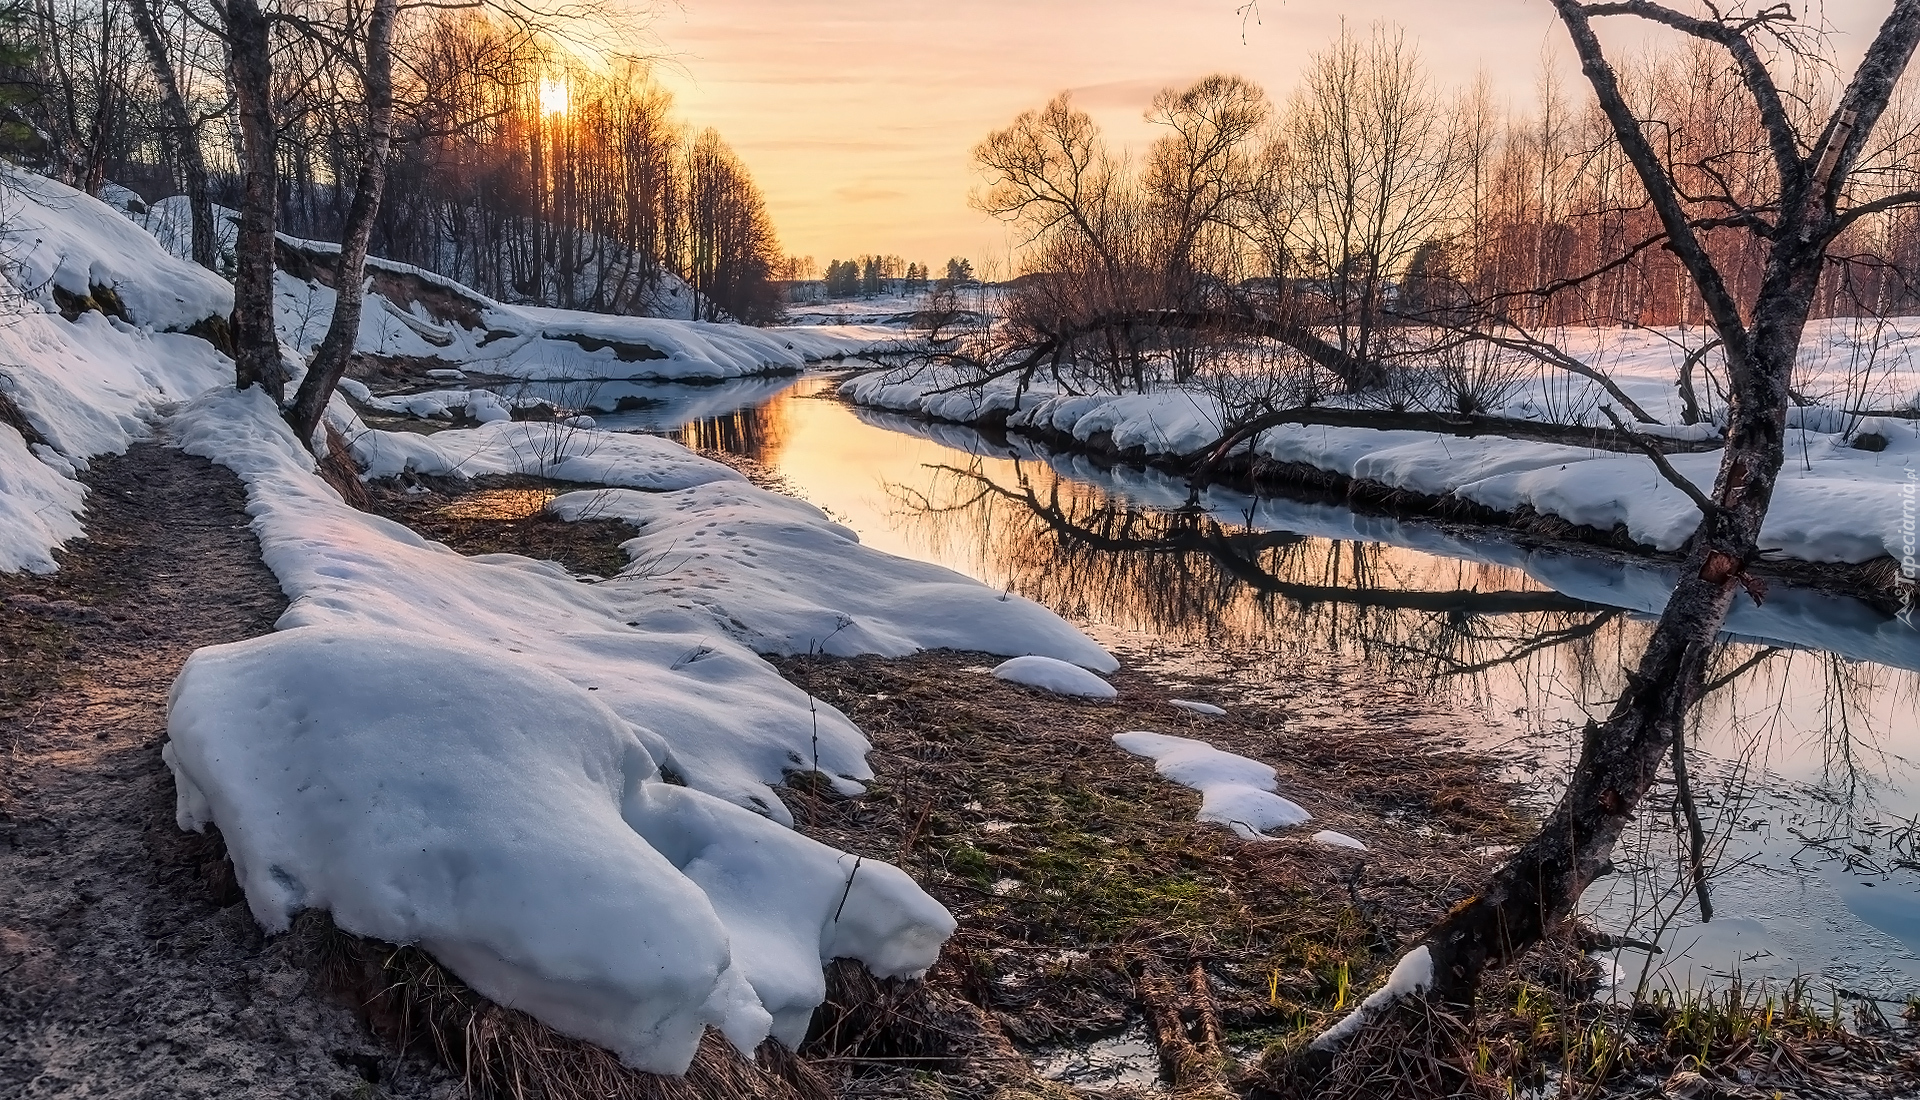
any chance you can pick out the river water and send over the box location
[546,370,1920,1006]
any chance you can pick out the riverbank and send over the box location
[362,452,1920,1099]
[838,362,1917,610]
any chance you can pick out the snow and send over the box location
[841,334,1920,567]
[991,655,1118,697]
[546,487,1119,670]
[3,166,232,330]
[272,242,899,384]
[1112,731,1311,839]
[1314,830,1368,851]
[1310,945,1434,1051]
[0,172,235,572]
[165,624,953,1071]
[1170,699,1227,716]
[344,415,749,488]
[161,388,991,1071]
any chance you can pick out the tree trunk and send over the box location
[285,0,397,444]
[128,0,217,270]
[225,0,282,398]
[1413,0,1920,1009]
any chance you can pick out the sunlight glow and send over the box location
[538,77,570,118]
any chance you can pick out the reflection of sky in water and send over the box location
[639,372,1920,1002]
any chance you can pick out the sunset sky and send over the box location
[649,1,1886,274]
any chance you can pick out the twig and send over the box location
[1599,404,1722,518]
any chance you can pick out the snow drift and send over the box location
[166,625,951,1072]
[161,387,1115,1072]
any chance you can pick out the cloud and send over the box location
[833,183,908,203]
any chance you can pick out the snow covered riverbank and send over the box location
[841,338,1920,570]
[0,173,1124,1073]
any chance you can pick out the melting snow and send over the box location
[1112,731,1310,839]
[1169,699,1227,716]
[991,655,1119,698]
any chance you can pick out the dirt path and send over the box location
[0,442,447,1099]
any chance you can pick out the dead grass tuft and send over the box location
[362,474,637,578]
[291,910,832,1100]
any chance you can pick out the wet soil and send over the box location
[0,443,450,1100]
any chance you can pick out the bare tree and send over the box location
[1282,21,1461,373]
[285,0,396,442]
[1405,0,1920,1014]
[127,0,215,269]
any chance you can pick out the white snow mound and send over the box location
[991,655,1118,698]
[1313,830,1368,851]
[1312,946,1433,1051]
[1170,699,1227,716]
[165,625,953,1072]
[1112,730,1310,838]
[549,487,1120,670]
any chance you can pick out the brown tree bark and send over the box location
[285,0,397,444]
[1414,0,1920,1009]
[225,0,283,398]
[128,0,217,271]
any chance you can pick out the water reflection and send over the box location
[647,373,1920,1000]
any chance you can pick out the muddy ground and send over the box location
[0,443,452,1100]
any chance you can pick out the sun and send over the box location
[538,77,570,118]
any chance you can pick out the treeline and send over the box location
[816,255,974,298]
[977,24,1920,390]
[0,2,787,322]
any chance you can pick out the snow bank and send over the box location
[345,416,747,489]
[167,625,952,1070]
[1112,730,1310,839]
[1314,830,1368,851]
[1311,946,1433,1051]
[0,172,234,572]
[4,166,232,329]
[991,654,1118,697]
[842,355,1920,566]
[546,486,1119,671]
[165,388,968,1071]
[271,241,899,383]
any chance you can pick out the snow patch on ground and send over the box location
[0,171,235,572]
[990,655,1118,698]
[1311,946,1433,1051]
[1112,731,1310,839]
[344,415,747,489]
[1170,699,1227,716]
[273,247,898,384]
[1313,830,1368,851]
[547,487,1119,670]
[165,388,968,1072]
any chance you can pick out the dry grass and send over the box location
[773,650,1530,1075]
[362,474,637,578]
[292,910,834,1100]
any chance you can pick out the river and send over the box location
[536,369,1920,1008]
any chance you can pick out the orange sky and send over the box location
[648,1,1889,272]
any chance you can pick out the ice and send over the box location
[991,655,1119,698]
[1313,830,1368,850]
[1169,699,1227,716]
[1311,946,1433,1051]
[1112,731,1311,839]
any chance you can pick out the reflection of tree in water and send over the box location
[671,401,789,464]
[887,458,1920,924]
